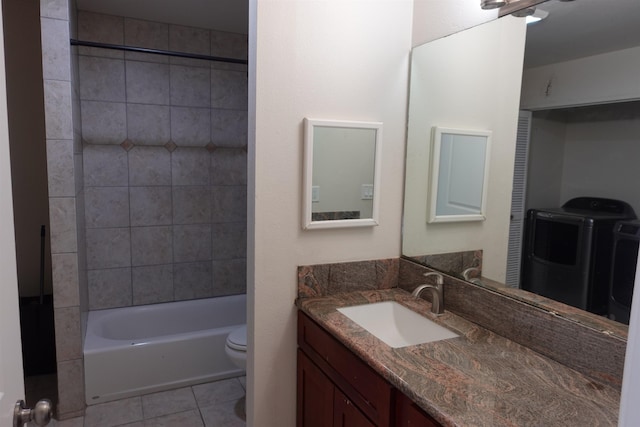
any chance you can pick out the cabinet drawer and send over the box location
[298,311,392,426]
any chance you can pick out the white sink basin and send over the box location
[337,301,458,348]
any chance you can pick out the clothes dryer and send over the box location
[609,220,640,324]
[521,197,636,314]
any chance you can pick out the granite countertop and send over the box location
[297,288,620,427]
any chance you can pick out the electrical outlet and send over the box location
[312,186,320,202]
[361,184,374,200]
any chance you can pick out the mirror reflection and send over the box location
[402,0,640,326]
[428,127,491,223]
[303,119,381,229]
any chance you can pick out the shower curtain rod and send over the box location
[70,39,248,65]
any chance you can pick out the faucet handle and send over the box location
[423,271,443,285]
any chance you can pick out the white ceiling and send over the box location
[75,0,638,67]
[75,0,249,34]
[524,0,640,68]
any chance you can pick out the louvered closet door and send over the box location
[505,111,532,288]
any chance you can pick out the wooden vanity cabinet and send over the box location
[297,350,335,427]
[298,312,393,426]
[334,387,377,427]
[395,392,441,427]
[297,350,376,427]
[297,311,443,427]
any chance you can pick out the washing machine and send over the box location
[521,197,636,314]
[609,220,640,324]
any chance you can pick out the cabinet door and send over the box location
[297,350,335,427]
[334,388,376,427]
[298,311,393,426]
[395,391,442,427]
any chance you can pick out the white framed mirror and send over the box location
[302,118,382,230]
[428,127,492,223]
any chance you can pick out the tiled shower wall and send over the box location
[41,0,88,418]
[40,4,248,418]
[77,12,248,310]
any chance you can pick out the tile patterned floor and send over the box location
[50,377,246,427]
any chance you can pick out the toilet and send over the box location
[225,325,247,370]
[225,325,247,419]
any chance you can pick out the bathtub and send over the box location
[84,294,246,405]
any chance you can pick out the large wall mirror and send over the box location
[402,0,640,332]
[303,118,382,229]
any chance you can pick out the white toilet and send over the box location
[225,325,247,419]
[225,325,247,370]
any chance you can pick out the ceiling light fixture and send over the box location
[525,8,549,24]
[481,0,507,10]
[512,6,535,18]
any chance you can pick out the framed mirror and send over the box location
[302,118,382,229]
[428,127,491,223]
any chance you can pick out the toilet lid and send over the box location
[227,325,247,351]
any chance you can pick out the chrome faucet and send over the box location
[462,267,479,281]
[461,267,483,285]
[411,272,444,315]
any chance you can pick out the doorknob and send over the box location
[13,399,52,427]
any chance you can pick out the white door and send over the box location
[0,3,26,426]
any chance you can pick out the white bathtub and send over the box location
[84,294,246,405]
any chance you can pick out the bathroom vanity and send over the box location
[298,310,440,427]
[296,288,621,427]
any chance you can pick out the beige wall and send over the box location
[527,109,640,215]
[401,16,526,283]
[249,0,413,425]
[561,115,640,214]
[525,115,566,211]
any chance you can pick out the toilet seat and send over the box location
[226,325,247,352]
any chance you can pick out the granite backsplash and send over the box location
[407,249,482,279]
[297,257,627,390]
[297,258,398,298]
